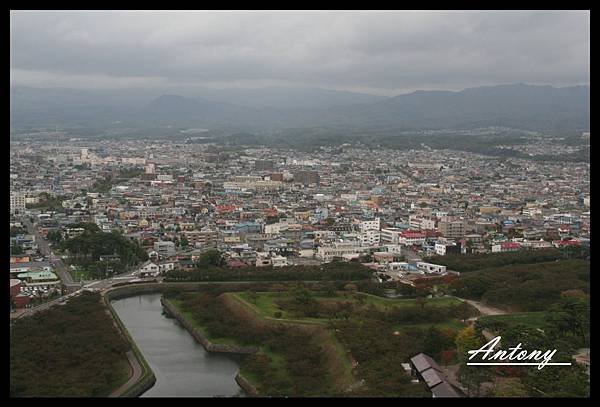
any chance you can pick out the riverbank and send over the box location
[102,289,157,397]
[235,373,259,396]
[161,297,259,355]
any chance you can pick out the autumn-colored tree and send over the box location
[440,349,455,367]
[455,325,482,361]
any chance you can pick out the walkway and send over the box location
[109,351,143,397]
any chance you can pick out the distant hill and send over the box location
[318,83,590,130]
[10,83,589,132]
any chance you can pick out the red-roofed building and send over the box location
[492,242,522,253]
[554,239,582,247]
[216,205,237,214]
[399,231,427,246]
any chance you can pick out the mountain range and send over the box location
[10,83,589,132]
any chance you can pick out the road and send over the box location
[460,298,507,341]
[109,351,143,397]
[463,299,507,318]
[22,217,74,284]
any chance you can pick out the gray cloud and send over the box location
[10,10,590,96]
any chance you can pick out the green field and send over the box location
[235,291,463,323]
[478,312,549,330]
[69,265,93,282]
[394,319,467,332]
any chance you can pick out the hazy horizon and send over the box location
[10,10,590,97]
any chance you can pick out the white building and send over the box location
[271,255,288,267]
[139,261,160,277]
[416,262,447,274]
[154,241,176,256]
[381,228,404,245]
[360,229,381,246]
[10,193,26,214]
[317,242,366,261]
[360,218,381,232]
[409,215,436,230]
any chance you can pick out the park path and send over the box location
[462,299,507,318]
[109,351,142,397]
[458,298,508,341]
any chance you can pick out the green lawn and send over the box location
[478,312,549,330]
[236,290,463,322]
[394,320,467,333]
[69,266,92,282]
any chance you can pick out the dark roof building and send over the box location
[410,353,461,398]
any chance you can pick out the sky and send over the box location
[10,10,590,96]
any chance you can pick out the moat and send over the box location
[111,293,244,397]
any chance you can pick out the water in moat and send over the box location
[111,293,244,397]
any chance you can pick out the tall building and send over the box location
[293,170,320,185]
[143,162,157,180]
[438,221,466,239]
[10,193,26,214]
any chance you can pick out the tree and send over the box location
[11,245,24,255]
[47,230,63,245]
[180,237,189,248]
[197,249,224,267]
[546,297,589,343]
[455,326,482,360]
[457,363,493,397]
[423,326,445,359]
[440,350,455,367]
[493,378,529,397]
[415,297,427,310]
[457,301,475,322]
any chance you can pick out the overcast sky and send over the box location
[10,10,590,96]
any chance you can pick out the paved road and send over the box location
[110,351,143,397]
[22,218,74,284]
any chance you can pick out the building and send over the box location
[360,229,381,246]
[10,279,30,309]
[491,242,521,253]
[317,242,366,261]
[409,353,461,398]
[438,221,466,239]
[360,218,381,232]
[10,193,26,214]
[254,160,274,171]
[381,228,404,245]
[16,271,61,292]
[416,262,447,274]
[434,242,461,256]
[409,215,436,230]
[154,241,176,257]
[399,231,427,246]
[293,170,320,185]
[183,229,219,247]
[138,261,160,278]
